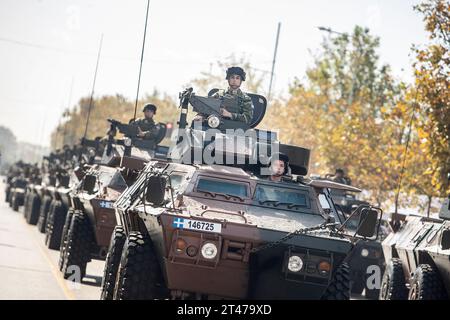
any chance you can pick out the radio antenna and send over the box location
[83,33,103,139]
[133,0,151,120]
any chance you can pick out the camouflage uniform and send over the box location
[212,88,254,124]
[132,117,159,140]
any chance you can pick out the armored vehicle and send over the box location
[8,176,28,211]
[101,88,382,300]
[44,141,105,250]
[58,119,168,280]
[323,180,386,299]
[5,161,32,211]
[380,181,450,300]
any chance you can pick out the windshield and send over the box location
[254,184,309,209]
[168,173,186,193]
[196,178,248,199]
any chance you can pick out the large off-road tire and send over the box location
[408,264,447,300]
[58,208,76,271]
[37,196,52,233]
[8,190,13,207]
[26,194,41,225]
[113,231,168,300]
[379,258,408,300]
[12,194,20,211]
[100,226,126,300]
[45,200,67,250]
[23,193,31,218]
[5,187,10,203]
[61,212,94,280]
[321,263,351,300]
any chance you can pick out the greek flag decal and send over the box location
[172,217,185,229]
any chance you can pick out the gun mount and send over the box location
[172,88,310,176]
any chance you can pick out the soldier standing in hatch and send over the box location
[266,152,290,182]
[194,66,254,124]
[131,103,159,140]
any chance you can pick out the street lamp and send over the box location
[317,26,345,36]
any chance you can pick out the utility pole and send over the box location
[268,22,281,103]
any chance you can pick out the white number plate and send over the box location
[172,217,222,234]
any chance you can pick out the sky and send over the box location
[0,0,429,147]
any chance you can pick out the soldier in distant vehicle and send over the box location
[332,168,351,185]
[131,104,159,140]
[194,66,254,124]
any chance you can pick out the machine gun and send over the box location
[181,88,267,131]
[105,118,167,157]
[107,119,140,137]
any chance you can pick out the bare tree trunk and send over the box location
[426,195,432,218]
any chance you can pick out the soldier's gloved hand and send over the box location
[220,108,232,119]
[137,127,145,138]
[193,114,204,121]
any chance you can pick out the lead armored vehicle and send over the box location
[380,175,450,300]
[102,88,382,300]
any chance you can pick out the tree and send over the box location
[413,0,450,197]
[263,26,414,209]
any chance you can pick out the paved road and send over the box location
[0,178,105,300]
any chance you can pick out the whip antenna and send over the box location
[83,34,103,139]
[133,0,151,120]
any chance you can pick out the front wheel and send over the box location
[113,231,168,300]
[321,263,351,300]
[408,264,447,300]
[61,212,94,280]
[379,258,408,300]
[45,201,67,250]
[100,226,126,300]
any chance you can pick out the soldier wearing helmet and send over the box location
[132,103,159,140]
[194,66,254,124]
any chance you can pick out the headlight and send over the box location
[201,242,218,259]
[207,115,220,128]
[287,255,303,272]
[124,137,132,147]
[361,248,369,257]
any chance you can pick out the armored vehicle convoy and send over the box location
[58,119,168,280]
[380,179,450,300]
[101,88,382,300]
